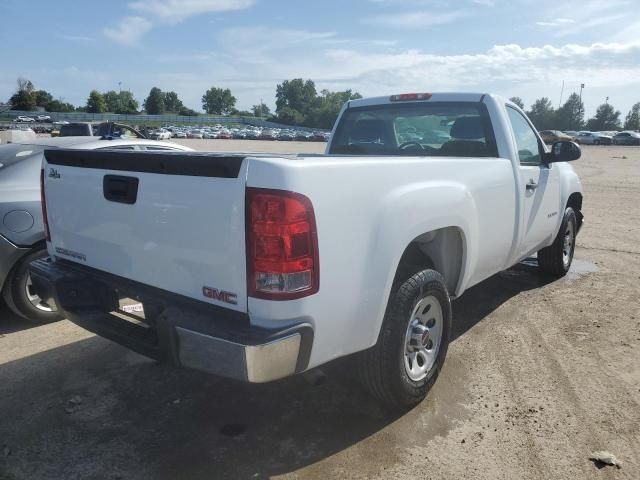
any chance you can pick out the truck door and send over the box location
[505,107,561,259]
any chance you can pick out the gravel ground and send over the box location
[0,144,638,480]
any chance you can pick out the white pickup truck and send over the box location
[31,93,583,408]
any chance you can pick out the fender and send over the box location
[552,162,584,240]
[364,180,476,350]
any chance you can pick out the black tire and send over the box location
[593,140,600,145]
[537,207,577,277]
[357,269,452,408]
[2,248,63,324]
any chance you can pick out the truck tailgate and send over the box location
[43,149,248,312]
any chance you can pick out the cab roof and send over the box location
[347,92,489,109]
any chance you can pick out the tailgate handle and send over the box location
[103,175,139,204]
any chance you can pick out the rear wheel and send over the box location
[538,207,577,277]
[3,249,63,324]
[357,269,452,408]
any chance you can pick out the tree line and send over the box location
[5,76,639,131]
[509,94,640,131]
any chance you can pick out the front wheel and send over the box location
[357,269,452,408]
[538,207,577,277]
[3,249,63,324]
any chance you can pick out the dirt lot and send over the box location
[1,144,638,480]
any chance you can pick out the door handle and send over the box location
[526,179,538,191]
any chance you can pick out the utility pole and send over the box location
[605,96,609,105]
[578,83,585,130]
[559,80,565,109]
[118,82,122,114]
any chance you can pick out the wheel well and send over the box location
[394,227,464,294]
[567,192,583,230]
[567,192,582,212]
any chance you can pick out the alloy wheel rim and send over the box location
[403,295,443,381]
[562,221,575,268]
[25,274,56,312]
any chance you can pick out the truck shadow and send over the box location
[0,259,556,480]
[0,301,41,335]
[451,258,555,341]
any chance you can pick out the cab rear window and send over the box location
[329,101,498,157]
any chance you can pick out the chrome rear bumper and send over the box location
[29,258,313,383]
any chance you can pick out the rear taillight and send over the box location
[40,169,51,241]
[246,187,319,300]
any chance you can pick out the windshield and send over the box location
[329,101,497,157]
[0,144,45,170]
[59,123,92,136]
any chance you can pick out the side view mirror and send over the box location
[546,140,581,163]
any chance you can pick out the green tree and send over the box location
[164,91,184,113]
[276,106,305,125]
[623,102,640,130]
[34,90,53,108]
[179,106,198,116]
[46,99,75,112]
[251,102,271,117]
[118,91,139,114]
[144,87,165,114]
[102,90,120,112]
[86,90,106,113]
[509,97,525,109]
[275,79,317,117]
[202,87,236,115]
[527,97,556,130]
[585,103,621,131]
[306,89,363,129]
[555,93,585,131]
[9,77,36,111]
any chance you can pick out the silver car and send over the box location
[576,131,612,145]
[0,136,192,323]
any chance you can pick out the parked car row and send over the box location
[12,115,52,123]
[149,125,330,142]
[539,129,640,145]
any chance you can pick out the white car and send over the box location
[32,93,584,408]
[148,129,171,140]
[13,116,35,123]
[36,115,52,122]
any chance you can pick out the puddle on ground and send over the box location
[566,258,599,280]
[500,257,598,282]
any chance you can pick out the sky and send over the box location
[1,0,639,117]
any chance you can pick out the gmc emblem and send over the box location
[202,286,238,305]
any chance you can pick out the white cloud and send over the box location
[103,16,152,46]
[144,26,640,115]
[536,18,575,27]
[128,0,255,22]
[534,0,631,36]
[104,0,254,45]
[59,34,95,43]
[363,11,467,28]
